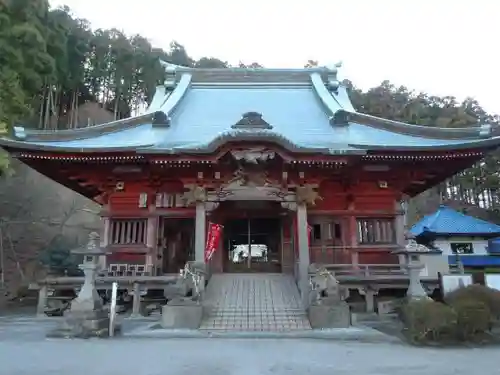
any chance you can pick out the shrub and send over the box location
[400,285,500,345]
[402,299,457,344]
[452,298,491,340]
[445,285,500,320]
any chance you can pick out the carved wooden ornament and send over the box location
[296,185,322,206]
[184,185,207,206]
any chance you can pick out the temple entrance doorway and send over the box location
[223,217,282,273]
[158,218,195,274]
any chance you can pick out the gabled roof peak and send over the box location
[159,59,340,84]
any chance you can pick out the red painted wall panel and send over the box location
[107,252,145,264]
[358,252,399,265]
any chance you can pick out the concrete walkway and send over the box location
[0,313,399,343]
[200,273,311,331]
[3,313,500,375]
[1,334,499,375]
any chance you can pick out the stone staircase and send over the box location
[200,273,311,331]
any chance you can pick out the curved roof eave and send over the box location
[0,73,192,149]
[348,136,500,152]
[9,112,156,143]
[136,131,362,155]
[348,111,493,140]
[0,139,155,153]
[310,72,495,142]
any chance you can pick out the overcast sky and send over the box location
[49,0,499,115]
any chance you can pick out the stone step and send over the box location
[207,308,307,312]
[200,273,311,331]
[207,311,306,316]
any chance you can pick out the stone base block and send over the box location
[164,283,189,299]
[47,310,120,339]
[161,300,202,329]
[377,299,400,315]
[308,302,351,329]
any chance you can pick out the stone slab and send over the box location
[47,316,119,339]
[377,299,400,315]
[308,303,350,329]
[161,304,203,329]
[127,324,400,343]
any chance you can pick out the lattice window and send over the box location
[357,218,395,244]
[450,242,474,254]
[312,222,343,241]
[110,219,147,245]
[155,193,187,208]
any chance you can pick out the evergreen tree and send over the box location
[38,234,81,276]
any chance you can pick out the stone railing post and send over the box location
[36,285,48,317]
[131,282,142,318]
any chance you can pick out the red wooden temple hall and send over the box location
[1,62,499,296]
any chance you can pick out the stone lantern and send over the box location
[393,240,441,300]
[48,232,113,338]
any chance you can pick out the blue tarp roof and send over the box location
[448,255,500,267]
[488,238,500,254]
[410,205,500,237]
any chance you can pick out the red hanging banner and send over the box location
[204,223,223,263]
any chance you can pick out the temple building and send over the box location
[1,63,500,311]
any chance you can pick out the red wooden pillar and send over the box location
[347,202,359,268]
[280,215,295,274]
[145,215,158,275]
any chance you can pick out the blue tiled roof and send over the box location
[410,205,500,237]
[1,66,499,154]
[448,255,500,267]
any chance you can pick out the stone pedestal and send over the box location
[47,232,118,339]
[308,302,350,329]
[406,262,430,299]
[308,266,351,328]
[393,240,440,301]
[161,298,203,329]
[48,310,114,339]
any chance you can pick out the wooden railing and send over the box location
[310,263,462,278]
[33,275,178,289]
[309,245,402,264]
[30,275,179,317]
[319,264,405,277]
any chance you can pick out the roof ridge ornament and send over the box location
[159,59,180,88]
[480,124,492,137]
[326,61,342,93]
[13,126,26,140]
[231,112,273,130]
[152,111,171,127]
[329,109,351,127]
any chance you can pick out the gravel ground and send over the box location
[1,315,499,375]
